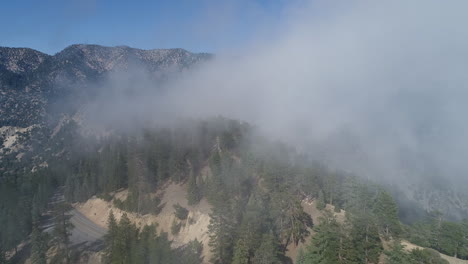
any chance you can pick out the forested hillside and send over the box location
[2,115,468,263]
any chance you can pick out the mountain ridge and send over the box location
[0,44,211,127]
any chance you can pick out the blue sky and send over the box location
[0,0,290,54]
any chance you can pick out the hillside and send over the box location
[1,45,468,264]
[75,182,213,262]
[74,185,349,264]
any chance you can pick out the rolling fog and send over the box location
[83,0,468,189]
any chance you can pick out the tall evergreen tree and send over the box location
[31,224,48,264]
[52,202,74,264]
[208,201,236,264]
[186,174,202,206]
[232,238,249,264]
[316,190,326,210]
[104,210,118,263]
[251,232,281,264]
[301,210,346,264]
[348,213,382,264]
[373,190,401,239]
[274,196,313,247]
[114,213,139,264]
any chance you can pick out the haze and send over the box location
[83,0,468,189]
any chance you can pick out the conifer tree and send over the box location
[53,202,74,264]
[104,210,118,263]
[275,197,313,247]
[316,190,326,210]
[232,238,249,264]
[114,213,139,263]
[348,213,382,264]
[187,174,202,205]
[208,201,236,264]
[31,224,48,264]
[251,232,281,264]
[384,241,413,264]
[373,190,401,239]
[301,210,345,264]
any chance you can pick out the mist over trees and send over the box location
[2,1,468,263]
[1,111,468,263]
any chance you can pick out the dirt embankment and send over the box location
[74,182,213,263]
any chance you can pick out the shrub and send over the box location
[171,219,181,235]
[173,203,189,220]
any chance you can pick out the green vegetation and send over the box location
[103,211,202,264]
[31,224,49,264]
[409,248,449,264]
[2,117,468,263]
[173,203,189,220]
[406,212,468,259]
[171,219,182,235]
[51,202,74,264]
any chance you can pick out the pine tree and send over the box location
[114,213,139,264]
[348,213,382,264]
[373,190,401,239]
[31,224,48,264]
[187,174,201,205]
[53,202,74,264]
[173,203,189,220]
[232,238,250,264]
[316,190,326,210]
[175,239,204,264]
[301,210,344,264]
[104,210,118,263]
[384,241,413,264]
[275,197,313,247]
[251,232,281,264]
[208,201,236,264]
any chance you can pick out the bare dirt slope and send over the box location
[74,182,212,263]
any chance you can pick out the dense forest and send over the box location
[1,117,468,263]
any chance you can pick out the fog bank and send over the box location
[85,0,468,187]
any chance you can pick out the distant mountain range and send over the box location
[0,44,211,127]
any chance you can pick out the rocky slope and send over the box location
[0,44,210,174]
